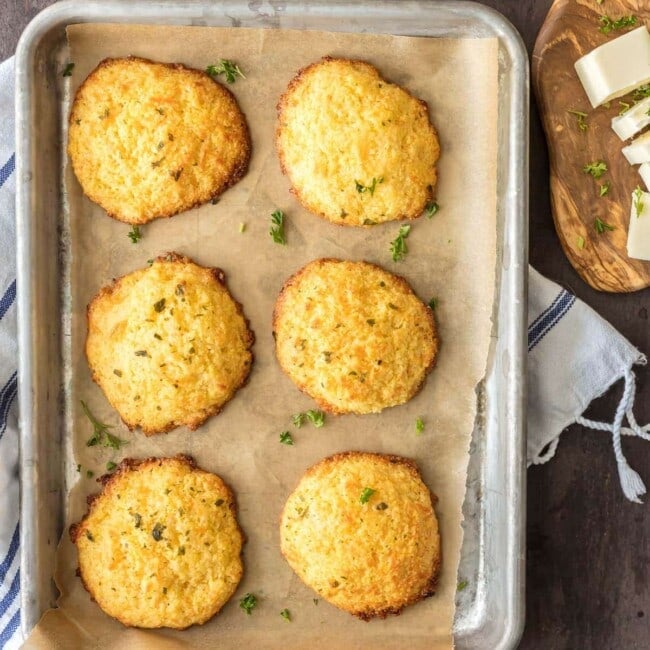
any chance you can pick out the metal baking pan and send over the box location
[15,1,528,647]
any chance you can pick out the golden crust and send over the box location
[272,258,438,414]
[280,451,440,620]
[86,252,254,435]
[68,56,251,224]
[70,455,245,629]
[276,57,440,227]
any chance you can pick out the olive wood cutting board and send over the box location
[533,0,650,292]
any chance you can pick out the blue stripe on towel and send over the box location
[0,280,15,323]
[0,372,17,437]
[0,609,20,648]
[0,154,14,189]
[528,289,565,338]
[0,524,19,587]
[528,290,576,351]
[0,608,20,646]
[0,569,19,618]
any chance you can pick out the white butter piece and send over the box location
[575,27,650,108]
[622,130,650,164]
[639,162,650,191]
[612,96,650,140]
[627,189,650,260]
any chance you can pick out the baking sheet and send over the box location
[24,22,498,649]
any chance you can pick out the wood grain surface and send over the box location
[534,0,650,292]
[4,1,650,648]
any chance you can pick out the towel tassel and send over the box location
[576,368,647,503]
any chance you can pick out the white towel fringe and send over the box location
[530,437,560,465]
[575,368,647,503]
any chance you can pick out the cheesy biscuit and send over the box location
[280,451,440,620]
[86,253,254,434]
[276,57,440,226]
[70,455,244,628]
[273,258,438,414]
[68,56,251,224]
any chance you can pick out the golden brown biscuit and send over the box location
[276,57,440,226]
[86,253,254,435]
[70,455,244,629]
[280,451,440,619]
[273,258,438,414]
[68,56,251,224]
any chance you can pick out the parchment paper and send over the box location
[25,23,498,650]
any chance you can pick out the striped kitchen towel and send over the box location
[0,56,21,650]
[1,52,650,647]
[528,267,649,503]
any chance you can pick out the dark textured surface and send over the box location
[4,1,649,648]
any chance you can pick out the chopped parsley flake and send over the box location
[583,161,607,179]
[127,225,141,243]
[598,14,637,35]
[280,608,291,622]
[634,185,644,217]
[599,181,611,197]
[292,410,325,428]
[619,101,631,115]
[428,297,438,310]
[567,109,588,132]
[206,59,246,84]
[292,413,306,428]
[360,487,376,504]
[415,416,425,434]
[390,225,411,262]
[152,523,165,541]
[239,593,257,615]
[457,580,469,591]
[305,409,325,428]
[279,431,294,445]
[425,201,439,218]
[355,176,384,196]
[594,217,615,234]
[633,84,650,101]
[270,209,286,245]
[577,235,585,250]
[86,470,94,479]
[62,63,74,77]
[106,461,117,472]
[81,401,126,450]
